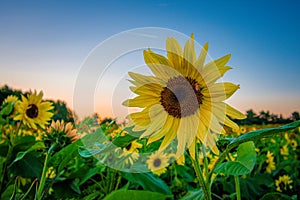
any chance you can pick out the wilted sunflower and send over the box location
[146,151,169,176]
[123,34,245,163]
[14,91,53,129]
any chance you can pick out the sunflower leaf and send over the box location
[121,172,172,195]
[228,120,300,150]
[181,189,204,200]
[214,141,256,175]
[104,190,170,200]
[9,141,45,165]
[0,102,14,116]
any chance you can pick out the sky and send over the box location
[0,0,299,120]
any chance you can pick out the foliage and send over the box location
[0,87,299,199]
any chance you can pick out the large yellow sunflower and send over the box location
[123,34,245,163]
[14,91,54,129]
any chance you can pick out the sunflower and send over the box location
[116,140,143,165]
[2,95,20,116]
[47,120,80,142]
[275,175,293,192]
[146,151,169,175]
[14,91,54,129]
[265,151,276,173]
[123,34,245,163]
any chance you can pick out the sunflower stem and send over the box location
[202,143,209,181]
[193,143,211,200]
[234,176,241,200]
[36,144,55,200]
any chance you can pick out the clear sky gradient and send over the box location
[0,0,299,119]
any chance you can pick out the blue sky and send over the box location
[0,0,299,118]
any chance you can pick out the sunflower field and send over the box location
[1,34,300,200]
[0,87,300,200]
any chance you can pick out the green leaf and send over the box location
[260,192,292,200]
[0,116,5,125]
[122,172,172,195]
[112,134,138,148]
[0,102,14,116]
[10,142,45,165]
[78,165,105,186]
[0,185,15,200]
[0,140,9,157]
[104,190,170,200]
[214,141,256,175]
[49,139,82,172]
[181,189,204,200]
[228,120,300,150]
[52,179,80,199]
[10,151,44,178]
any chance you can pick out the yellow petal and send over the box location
[144,49,177,80]
[195,42,208,72]
[203,83,240,101]
[130,83,162,97]
[183,34,196,66]
[140,108,167,138]
[213,102,246,119]
[147,116,174,144]
[128,72,164,86]
[159,117,179,150]
[188,139,196,160]
[166,37,183,71]
[122,95,159,108]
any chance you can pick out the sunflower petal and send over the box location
[166,37,183,71]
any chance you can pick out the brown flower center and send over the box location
[26,104,39,118]
[160,76,203,118]
[153,158,161,167]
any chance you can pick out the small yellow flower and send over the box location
[46,167,56,179]
[275,175,293,192]
[146,151,169,176]
[239,126,247,134]
[290,139,297,149]
[14,91,54,129]
[280,145,289,156]
[270,138,276,143]
[265,151,276,173]
[3,95,19,104]
[117,140,143,165]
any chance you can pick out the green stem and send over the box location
[192,143,211,200]
[234,176,241,200]
[115,174,121,190]
[20,179,38,200]
[202,144,209,181]
[36,145,55,200]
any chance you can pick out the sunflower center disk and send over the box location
[26,104,39,118]
[160,76,203,118]
[153,158,162,167]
